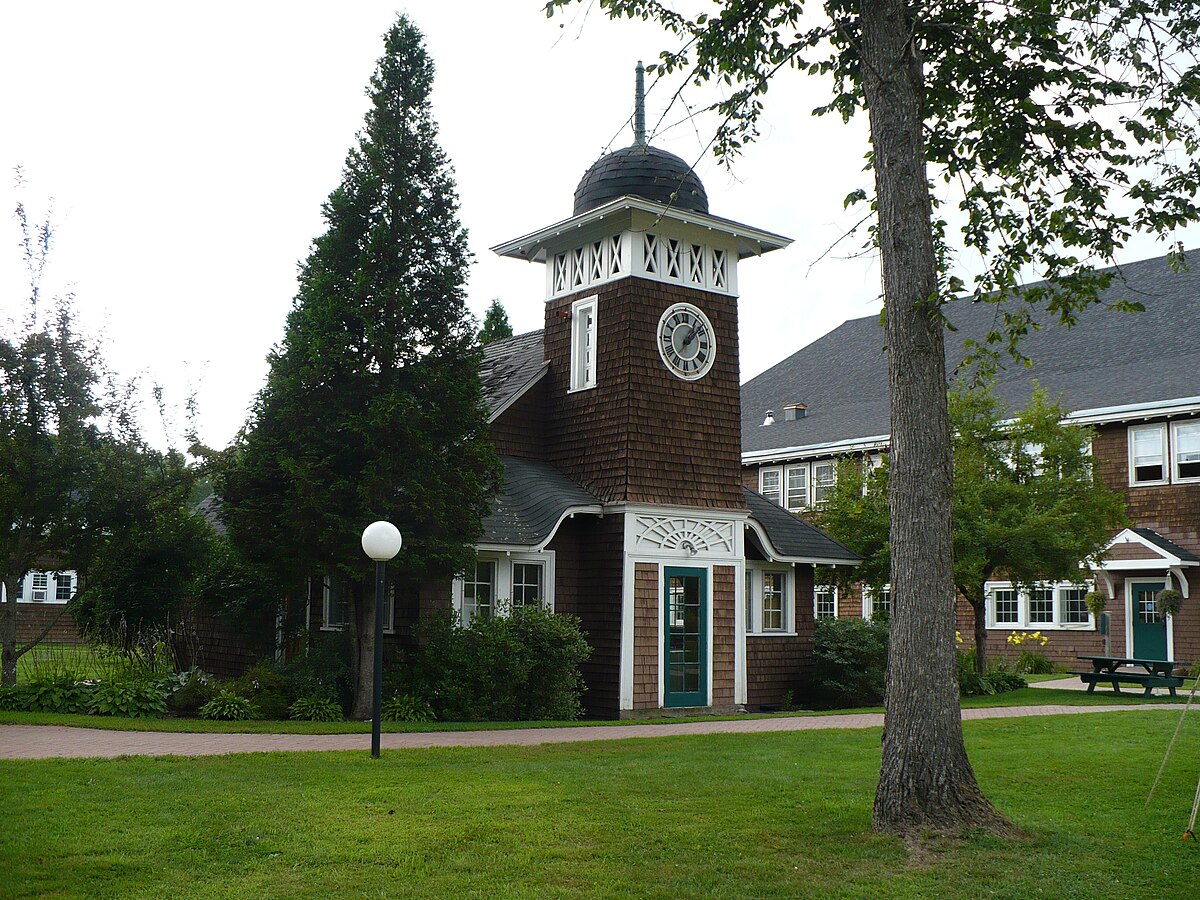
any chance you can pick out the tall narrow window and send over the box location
[762,572,786,630]
[30,573,48,603]
[744,571,754,632]
[760,467,782,506]
[322,577,349,628]
[511,563,544,609]
[1173,421,1200,481]
[463,560,496,624]
[813,462,837,504]
[814,586,837,619]
[1060,585,1089,624]
[992,588,1018,625]
[1129,424,1167,484]
[569,296,598,391]
[54,573,74,603]
[785,464,808,511]
[1028,587,1055,624]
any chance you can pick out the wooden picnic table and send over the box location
[1074,656,1183,697]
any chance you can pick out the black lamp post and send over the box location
[360,520,402,759]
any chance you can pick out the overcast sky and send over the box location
[2,2,1194,450]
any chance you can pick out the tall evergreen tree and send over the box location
[478,299,513,345]
[220,15,500,719]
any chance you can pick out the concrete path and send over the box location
[0,704,1190,760]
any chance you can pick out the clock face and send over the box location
[657,302,716,380]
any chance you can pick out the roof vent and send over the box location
[761,410,776,427]
[784,403,807,421]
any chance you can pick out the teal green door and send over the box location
[1132,583,1168,659]
[663,567,707,708]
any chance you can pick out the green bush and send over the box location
[412,607,590,721]
[957,651,1028,696]
[230,660,290,719]
[282,633,352,711]
[1015,650,1057,674]
[0,684,23,711]
[199,689,259,721]
[288,695,343,722]
[810,617,890,708]
[88,676,169,718]
[166,669,216,716]
[20,673,94,713]
[381,693,435,723]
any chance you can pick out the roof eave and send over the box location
[486,363,548,424]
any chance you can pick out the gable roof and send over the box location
[742,487,862,565]
[479,456,603,550]
[742,250,1200,457]
[480,330,546,423]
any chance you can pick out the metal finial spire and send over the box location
[634,61,647,146]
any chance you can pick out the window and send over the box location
[30,573,48,603]
[745,566,793,634]
[1173,421,1200,482]
[54,573,74,603]
[865,585,891,620]
[814,585,837,619]
[812,462,837,505]
[988,582,1094,630]
[785,465,808,512]
[511,562,544,609]
[454,553,555,624]
[322,577,349,629]
[569,296,598,391]
[462,560,496,624]
[1129,424,1167,484]
[759,467,782,505]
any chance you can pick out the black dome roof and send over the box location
[573,144,708,216]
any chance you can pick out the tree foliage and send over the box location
[219,15,501,718]
[478,298,513,345]
[815,383,1127,672]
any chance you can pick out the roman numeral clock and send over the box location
[657,302,716,380]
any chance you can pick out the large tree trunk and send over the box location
[349,577,376,720]
[862,0,1012,838]
[2,575,19,686]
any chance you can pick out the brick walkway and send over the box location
[0,704,1188,760]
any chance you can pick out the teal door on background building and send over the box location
[1131,582,1169,659]
[663,567,707,707]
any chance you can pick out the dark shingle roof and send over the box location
[574,144,708,216]
[1131,528,1200,563]
[742,251,1200,454]
[480,330,546,421]
[743,487,862,564]
[481,456,603,548]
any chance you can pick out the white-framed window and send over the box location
[864,585,891,620]
[812,462,837,505]
[454,552,555,625]
[1129,424,1168,485]
[569,295,598,392]
[814,585,838,620]
[745,565,793,634]
[785,464,809,512]
[1172,420,1200,482]
[29,572,48,603]
[320,576,395,634]
[54,572,74,603]
[986,581,1094,630]
[759,467,782,506]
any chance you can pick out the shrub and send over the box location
[0,684,23,711]
[166,668,215,716]
[412,607,590,722]
[88,676,169,718]
[810,617,889,708]
[199,689,259,721]
[230,660,290,719]
[288,695,343,722]
[282,633,352,711]
[20,673,94,713]
[381,693,435,723]
[958,651,1028,695]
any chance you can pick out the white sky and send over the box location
[2,2,1194,450]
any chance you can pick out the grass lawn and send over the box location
[2,711,1197,898]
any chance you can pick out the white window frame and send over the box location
[569,295,598,392]
[745,564,794,635]
[863,584,891,621]
[812,461,837,505]
[985,581,1095,631]
[453,551,556,626]
[1129,423,1168,486]
[814,585,838,620]
[759,466,782,506]
[321,576,396,634]
[785,464,809,512]
[1171,420,1200,484]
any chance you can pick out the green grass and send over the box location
[2,711,1198,898]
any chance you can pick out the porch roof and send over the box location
[479,456,603,551]
[742,487,862,566]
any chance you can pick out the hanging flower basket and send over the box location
[1156,588,1183,617]
[1084,591,1108,618]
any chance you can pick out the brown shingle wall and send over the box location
[547,515,624,717]
[544,278,746,509]
[633,562,659,710]
[746,564,815,708]
[712,566,735,705]
[175,600,269,679]
[489,377,547,460]
[953,600,1106,666]
[15,604,86,645]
